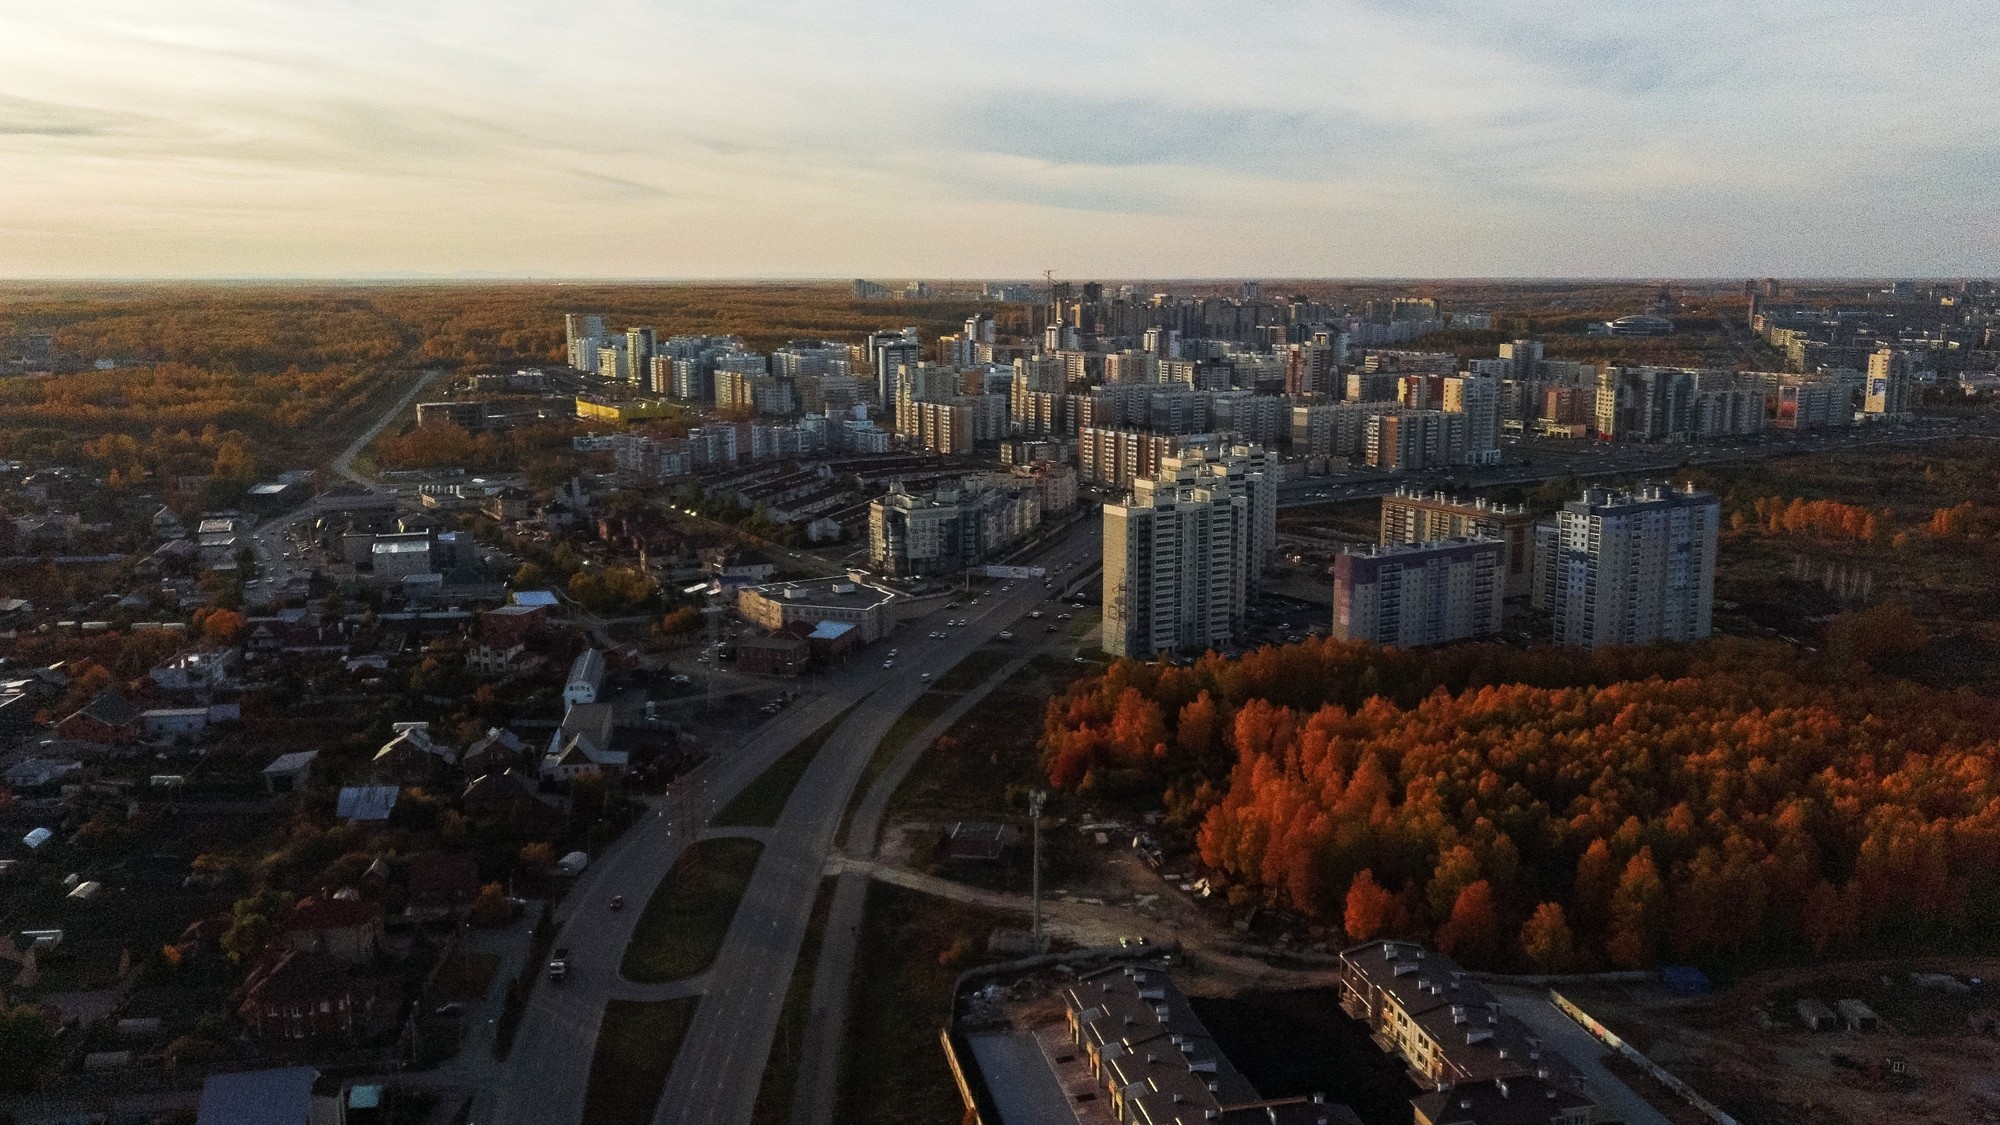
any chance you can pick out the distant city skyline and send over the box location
[2,1,1995,279]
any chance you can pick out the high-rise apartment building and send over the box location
[1364,410,1464,471]
[624,327,655,384]
[1380,488,1539,599]
[1865,347,1913,418]
[866,328,924,406]
[1442,375,1500,464]
[1331,538,1503,647]
[565,314,607,371]
[1547,485,1719,649]
[1102,446,1275,657]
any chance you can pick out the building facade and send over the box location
[1331,538,1503,648]
[1547,485,1719,649]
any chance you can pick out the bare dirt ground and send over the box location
[1560,958,2000,1125]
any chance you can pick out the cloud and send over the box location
[0,1,1992,276]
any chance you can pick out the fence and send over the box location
[1549,989,1739,1125]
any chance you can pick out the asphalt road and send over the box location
[486,518,1104,1125]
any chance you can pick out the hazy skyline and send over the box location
[3,1,1995,280]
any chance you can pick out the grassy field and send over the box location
[621,837,765,983]
[835,883,1024,1125]
[749,877,838,1125]
[713,706,858,828]
[836,650,1020,847]
[582,998,699,1125]
[1688,438,2000,690]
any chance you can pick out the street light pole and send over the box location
[1029,790,1046,949]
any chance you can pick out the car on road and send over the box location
[609,895,624,911]
[996,631,1013,640]
[1045,625,1058,633]
[1056,613,1071,620]
[887,649,898,657]
[548,947,571,982]
[920,672,932,681]
[882,660,894,668]
[1028,611,1042,618]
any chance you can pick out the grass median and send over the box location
[621,837,765,983]
[714,705,858,828]
[582,997,699,1125]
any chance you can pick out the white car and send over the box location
[882,660,894,669]
[888,649,898,658]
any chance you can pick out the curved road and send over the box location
[487,518,1103,1125]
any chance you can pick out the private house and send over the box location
[541,702,626,780]
[371,723,453,781]
[55,690,144,747]
[460,768,564,833]
[262,750,318,794]
[282,894,383,963]
[407,851,481,917]
[336,786,400,825]
[237,950,400,1042]
[461,729,527,777]
[564,648,605,705]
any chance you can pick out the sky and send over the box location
[1,1,1995,279]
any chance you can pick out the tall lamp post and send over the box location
[1029,790,1046,949]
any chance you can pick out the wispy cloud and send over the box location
[0,1,1992,276]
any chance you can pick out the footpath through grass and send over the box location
[582,997,699,1125]
[835,882,1023,1124]
[621,837,765,983]
[750,877,838,1125]
[714,705,858,828]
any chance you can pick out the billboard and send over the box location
[981,565,1046,579]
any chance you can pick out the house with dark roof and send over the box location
[55,690,143,746]
[1060,964,1360,1125]
[1338,941,1605,1125]
[282,894,382,964]
[461,728,527,777]
[407,851,481,917]
[372,723,453,781]
[461,768,564,833]
[237,951,399,1042]
[336,786,400,824]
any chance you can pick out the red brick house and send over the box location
[282,895,383,964]
[55,690,142,746]
[407,851,481,916]
[238,950,400,1042]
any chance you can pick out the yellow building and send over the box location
[575,398,675,423]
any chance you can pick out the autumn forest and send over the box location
[1041,636,2000,972]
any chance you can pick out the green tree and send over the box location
[0,1003,56,1092]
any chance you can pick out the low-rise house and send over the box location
[194,1066,332,1125]
[4,757,81,790]
[237,950,400,1042]
[55,690,144,747]
[371,722,454,781]
[541,702,626,780]
[336,786,400,825]
[466,642,543,678]
[461,728,527,777]
[478,603,548,647]
[736,633,809,676]
[0,692,40,736]
[564,648,606,705]
[407,851,481,917]
[283,894,383,963]
[262,750,318,794]
[149,649,238,694]
[460,768,564,833]
[142,707,213,739]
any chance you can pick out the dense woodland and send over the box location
[1041,636,2000,971]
